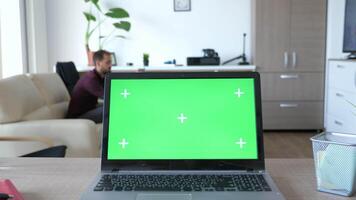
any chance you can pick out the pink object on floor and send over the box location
[0,179,24,200]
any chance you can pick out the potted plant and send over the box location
[143,53,149,66]
[83,0,131,65]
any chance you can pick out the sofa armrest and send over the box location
[0,135,56,157]
[0,119,100,157]
[0,135,54,146]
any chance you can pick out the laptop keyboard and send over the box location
[94,174,271,192]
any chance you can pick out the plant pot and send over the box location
[143,60,149,66]
[86,45,95,66]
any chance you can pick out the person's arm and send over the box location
[85,79,104,98]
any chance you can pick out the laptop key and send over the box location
[263,187,272,191]
[124,186,133,191]
[165,187,181,192]
[94,186,104,191]
[115,186,123,191]
[256,175,272,191]
[104,187,114,191]
[193,187,202,191]
[134,187,181,192]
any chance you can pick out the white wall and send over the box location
[26,0,49,74]
[0,0,27,78]
[326,0,348,59]
[46,0,251,68]
[46,0,87,71]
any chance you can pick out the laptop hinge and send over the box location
[101,169,112,173]
[246,169,265,173]
[246,168,254,172]
[107,169,265,173]
[111,168,120,172]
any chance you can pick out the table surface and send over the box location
[0,158,355,200]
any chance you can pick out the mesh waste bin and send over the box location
[311,132,356,197]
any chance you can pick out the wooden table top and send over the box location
[0,158,354,200]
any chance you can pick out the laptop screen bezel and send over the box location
[101,72,265,171]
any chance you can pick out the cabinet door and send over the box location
[328,61,356,93]
[263,101,324,130]
[254,0,290,72]
[326,114,356,135]
[260,72,324,101]
[326,88,356,121]
[289,0,326,72]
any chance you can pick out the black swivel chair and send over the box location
[21,145,67,157]
[0,136,67,157]
[56,62,80,95]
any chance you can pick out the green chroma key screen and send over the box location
[107,78,258,160]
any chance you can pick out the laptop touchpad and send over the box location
[136,194,192,200]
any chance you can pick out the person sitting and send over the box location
[66,50,112,123]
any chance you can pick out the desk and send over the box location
[0,158,354,200]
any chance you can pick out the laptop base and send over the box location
[81,172,285,200]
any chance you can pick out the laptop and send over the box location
[81,72,285,200]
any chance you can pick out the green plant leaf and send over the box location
[105,8,129,18]
[143,53,149,61]
[90,0,101,12]
[88,29,96,37]
[113,21,131,31]
[83,12,96,21]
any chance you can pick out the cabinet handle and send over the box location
[280,74,299,79]
[292,52,297,68]
[334,120,343,126]
[337,64,345,69]
[284,52,289,68]
[280,103,299,108]
[336,92,344,98]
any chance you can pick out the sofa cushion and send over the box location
[29,73,70,118]
[0,75,51,123]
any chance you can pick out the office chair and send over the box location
[55,61,80,95]
[21,145,67,157]
[0,135,67,157]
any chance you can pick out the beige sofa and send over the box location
[0,73,101,157]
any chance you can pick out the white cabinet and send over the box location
[325,60,356,134]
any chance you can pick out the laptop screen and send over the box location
[106,77,258,160]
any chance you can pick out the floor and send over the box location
[263,131,318,158]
